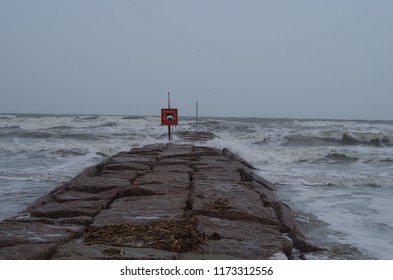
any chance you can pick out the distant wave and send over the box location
[315,130,391,146]
[0,130,102,140]
[51,148,89,157]
[122,115,148,120]
[325,152,359,162]
[251,130,391,147]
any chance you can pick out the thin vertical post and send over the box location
[168,92,171,140]
[196,101,198,133]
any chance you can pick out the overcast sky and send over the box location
[1,1,392,120]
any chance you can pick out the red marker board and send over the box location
[161,108,178,125]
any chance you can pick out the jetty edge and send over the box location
[0,142,319,260]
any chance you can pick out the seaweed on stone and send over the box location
[207,198,233,212]
[83,217,207,253]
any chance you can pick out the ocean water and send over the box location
[1,114,392,259]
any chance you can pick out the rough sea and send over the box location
[1,114,392,259]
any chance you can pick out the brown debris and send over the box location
[207,198,233,212]
[84,217,207,253]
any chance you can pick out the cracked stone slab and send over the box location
[195,216,292,259]
[0,243,58,260]
[66,176,131,193]
[102,162,150,172]
[133,171,190,187]
[53,239,178,260]
[152,165,194,173]
[54,188,122,202]
[30,200,109,219]
[0,221,84,248]
[191,181,279,226]
[93,194,188,226]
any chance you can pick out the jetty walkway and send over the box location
[0,140,316,259]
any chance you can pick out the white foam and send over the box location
[205,136,263,164]
[276,176,393,259]
[268,252,288,260]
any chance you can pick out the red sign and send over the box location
[161,108,178,125]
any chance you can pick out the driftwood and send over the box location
[84,217,207,253]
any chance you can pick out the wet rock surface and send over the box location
[0,143,316,259]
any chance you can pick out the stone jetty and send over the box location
[0,141,317,259]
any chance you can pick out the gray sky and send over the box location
[1,1,392,120]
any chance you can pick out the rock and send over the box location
[120,184,187,196]
[53,239,178,260]
[130,144,166,155]
[196,216,291,259]
[152,164,193,173]
[23,195,57,213]
[0,243,58,260]
[156,157,195,166]
[5,214,93,226]
[243,181,277,205]
[222,148,256,170]
[176,131,216,142]
[54,188,122,202]
[192,146,222,157]
[133,171,190,187]
[99,170,143,181]
[30,200,109,219]
[271,201,322,253]
[0,142,316,259]
[119,186,160,197]
[66,176,131,193]
[191,181,279,226]
[161,144,195,158]
[0,221,84,249]
[191,156,236,171]
[92,194,188,226]
[110,152,158,165]
[191,168,242,182]
[250,173,277,191]
[102,162,150,172]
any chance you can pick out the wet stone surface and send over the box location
[0,142,315,259]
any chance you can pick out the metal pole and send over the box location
[168,92,171,140]
[196,101,198,133]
